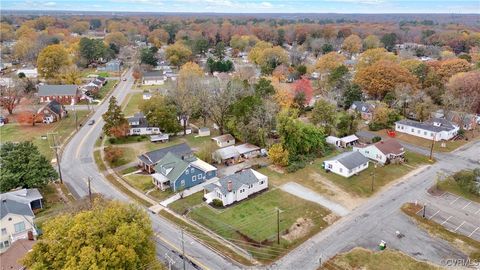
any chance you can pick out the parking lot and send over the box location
[417,192,480,242]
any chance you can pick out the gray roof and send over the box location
[396,118,457,133]
[138,143,193,166]
[0,188,43,205]
[38,85,78,96]
[327,151,369,170]
[154,152,190,182]
[44,100,64,115]
[213,146,240,160]
[0,199,34,219]
[207,169,262,194]
[143,71,164,80]
[350,101,374,114]
[128,112,155,128]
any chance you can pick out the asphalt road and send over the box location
[60,69,240,270]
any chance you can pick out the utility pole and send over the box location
[181,228,186,270]
[422,204,426,218]
[277,208,280,245]
[74,105,78,131]
[429,133,436,161]
[88,177,92,203]
[48,133,63,184]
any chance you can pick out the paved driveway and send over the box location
[419,192,480,241]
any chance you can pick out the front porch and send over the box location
[152,173,171,191]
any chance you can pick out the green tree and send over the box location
[0,141,57,192]
[79,38,109,66]
[140,47,158,66]
[336,112,358,137]
[322,43,334,54]
[102,96,128,137]
[37,44,69,79]
[381,32,398,52]
[22,199,162,270]
[311,99,336,134]
[214,41,225,59]
[254,78,275,97]
[140,95,181,133]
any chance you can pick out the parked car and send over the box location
[88,120,95,125]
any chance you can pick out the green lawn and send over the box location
[437,177,480,203]
[35,183,71,227]
[373,129,479,152]
[93,150,106,171]
[123,173,155,192]
[96,80,118,100]
[259,151,430,198]
[120,166,139,175]
[321,247,442,270]
[149,189,175,201]
[172,189,332,262]
[0,110,89,160]
[169,192,204,215]
[122,92,144,117]
[106,146,137,168]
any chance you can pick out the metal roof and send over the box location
[326,151,369,170]
[396,118,457,133]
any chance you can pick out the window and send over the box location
[185,170,189,175]
[14,222,25,233]
[365,150,369,154]
[192,175,197,182]
[0,242,3,249]
[3,241,9,248]
[191,168,194,173]
[411,128,414,132]
[198,173,202,179]
[424,131,427,135]
[430,133,434,137]
[180,180,185,186]
[339,168,343,173]
[327,164,332,169]
[260,181,264,185]
[1,228,6,235]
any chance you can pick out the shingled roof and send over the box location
[38,85,78,96]
[138,143,192,166]
[396,118,457,133]
[327,151,369,170]
[0,199,34,219]
[205,169,264,194]
[374,139,404,155]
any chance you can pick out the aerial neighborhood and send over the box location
[0,5,479,270]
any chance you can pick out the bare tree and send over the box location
[207,79,245,134]
[0,79,25,115]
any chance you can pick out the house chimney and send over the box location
[227,180,233,192]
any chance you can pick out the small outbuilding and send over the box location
[211,134,235,148]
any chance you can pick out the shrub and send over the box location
[104,146,123,164]
[212,199,223,208]
[372,136,382,143]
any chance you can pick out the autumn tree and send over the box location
[354,60,417,99]
[22,199,161,270]
[356,48,397,70]
[105,31,128,47]
[37,44,69,79]
[104,146,124,164]
[292,76,313,108]
[435,58,471,82]
[139,95,181,133]
[165,42,192,67]
[445,71,480,114]
[102,96,128,138]
[368,103,401,131]
[0,141,57,192]
[341,34,362,57]
[0,79,24,114]
[315,52,346,73]
[268,143,289,167]
[257,46,289,75]
[311,99,336,134]
[148,28,169,48]
[57,65,82,85]
[363,34,382,50]
[69,21,89,34]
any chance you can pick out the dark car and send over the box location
[88,120,95,125]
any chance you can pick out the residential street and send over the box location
[59,69,241,270]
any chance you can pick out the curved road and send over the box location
[60,68,239,270]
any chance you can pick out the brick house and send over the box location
[38,85,80,105]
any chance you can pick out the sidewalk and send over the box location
[160,177,220,207]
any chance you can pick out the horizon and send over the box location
[1,0,479,14]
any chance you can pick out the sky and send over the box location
[1,0,479,13]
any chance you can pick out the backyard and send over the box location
[0,110,90,160]
[258,151,431,198]
[169,189,333,262]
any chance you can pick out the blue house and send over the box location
[152,152,217,192]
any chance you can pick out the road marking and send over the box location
[450,197,459,205]
[462,202,471,209]
[475,208,480,214]
[75,119,101,158]
[155,233,211,270]
[429,210,440,220]
[454,221,465,232]
[469,227,479,237]
[441,216,452,225]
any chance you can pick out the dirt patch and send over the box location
[310,172,365,210]
[427,185,444,196]
[282,217,314,242]
[268,164,285,174]
[323,213,340,225]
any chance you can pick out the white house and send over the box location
[142,71,165,85]
[325,135,359,148]
[127,112,161,136]
[323,151,369,178]
[16,68,38,78]
[211,134,235,148]
[395,118,459,141]
[353,139,405,164]
[198,127,210,137]
[203,169,268,206]
[0,199,38,253]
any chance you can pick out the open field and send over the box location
[320,247,442,270]
[170,189,333,262]
[258,151,430,198]
[0,110,89,160]
[122,92,143,117]
[402,203,480,260]
[373,129,479,152]
[97,80,118,99]
[123,173,155,192]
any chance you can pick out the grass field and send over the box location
[170,189,332,262]
[0,110,89,160]
[93,150,106,171]
[106,146,137,168]
[259,151,430,197]
[320,247,442,270]
[122,92,144,117]
[437,177,480,203]
[373,129,478,152]
[123,173,155,192]
[96,80,118,100]
[402,203,480,260]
